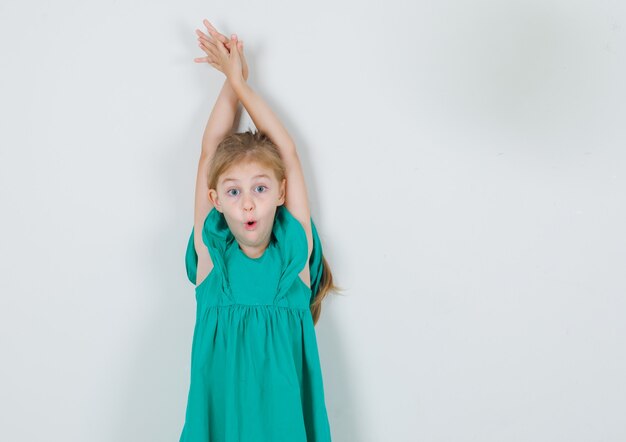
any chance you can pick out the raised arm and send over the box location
[195,79,240,220]
[231,81,314,288]
[228,40,312,260]
[231,80,312,228]
[231,80,296,156]
[190,21,248,285]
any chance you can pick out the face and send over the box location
[208,161,286,249]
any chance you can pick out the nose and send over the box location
[242,192,255,212]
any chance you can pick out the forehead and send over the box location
[219,162,276,184]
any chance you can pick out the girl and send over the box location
[179,19,339,441]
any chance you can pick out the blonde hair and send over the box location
[207,129,341,325]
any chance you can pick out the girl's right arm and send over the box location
[192,21,247,286]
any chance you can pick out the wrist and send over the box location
[229,76,248,95]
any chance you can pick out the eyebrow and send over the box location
[221,173,272,184]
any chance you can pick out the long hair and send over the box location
[206,129,342,325]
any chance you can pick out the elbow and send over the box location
[279,141,298,158]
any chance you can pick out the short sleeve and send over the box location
[273,205,325,305]
[184,208,235,292]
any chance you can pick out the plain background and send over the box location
[1,0,625,441]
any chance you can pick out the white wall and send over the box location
[1,0,625,441]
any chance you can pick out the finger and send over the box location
[201,29,214,44]
[196,29,219,47]
[197,34,211,47]
[197,40,210,55]
[203,29,227,53]
[201,40,220,59]
[228,36,237,56]
[203,19,221,40]
[231,34,243,54]
[203,19,217,32]
[196,35,216,56]
[200,39,219,58]
[200,32,220,51]
[196,33,216,53]
[195,29,208,39]
[209,30,230,52]
[197,34,213,49]
[205,28,227,43]
[230,34,239,48]
[193,53,220,68]
[207,29,230,47]
[213,34,231,55]
[203,19,232,48]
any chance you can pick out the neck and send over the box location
[238,240,270,259]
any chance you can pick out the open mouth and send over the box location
[244,220,257,230]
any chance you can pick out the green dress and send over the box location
[180,205,332,441]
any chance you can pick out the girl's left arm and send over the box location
[231,80,312,229]
[232,80,313,264]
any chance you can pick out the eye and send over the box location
[227,188,239,197]
[255,185,268,193]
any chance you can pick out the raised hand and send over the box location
[194,19,248,82]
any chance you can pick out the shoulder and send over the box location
[274,205,309,252]
[272,206,309,269]
[274,205,325,290]
[185,208,232,286]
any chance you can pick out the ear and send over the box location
[208,188,222,212]
[278,178,286,205]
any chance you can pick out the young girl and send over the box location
[179,19,339,441]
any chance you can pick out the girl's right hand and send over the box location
[194,19,248,82]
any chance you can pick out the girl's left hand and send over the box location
[194,19,248,83]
